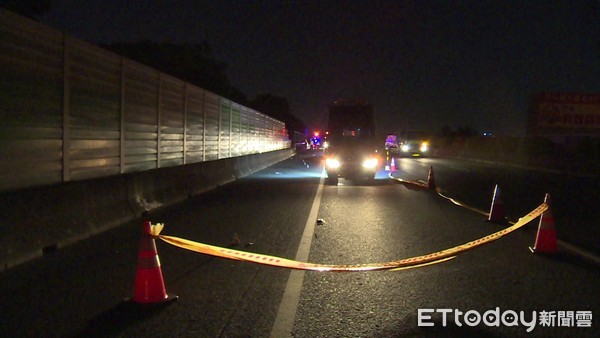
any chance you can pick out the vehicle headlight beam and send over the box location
[362,158,378,169]
[325,158,341,169]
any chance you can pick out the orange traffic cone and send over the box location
[530,193,558,254]
[390,157,396,172]
[486,184,507,224]
[426,166,436,190]
[132,221,177,304]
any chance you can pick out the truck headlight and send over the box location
[401,144,410,152]
[362,158,378,169]
[325,158,341,169]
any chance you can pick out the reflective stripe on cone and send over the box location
[531,193,557,254]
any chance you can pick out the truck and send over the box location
[323,100,380,185]
[327,100,375,138]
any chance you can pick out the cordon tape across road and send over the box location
[149,202,548,272]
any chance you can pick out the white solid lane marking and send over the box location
[270,169,325,337]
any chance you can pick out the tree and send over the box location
[0,0,51,19]
[457,126,478,137]
[104,41,247,105]
[105,41,305,132]
[438,125,455,137]
[250,94,305,133]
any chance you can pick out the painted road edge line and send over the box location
[270,169,325,337]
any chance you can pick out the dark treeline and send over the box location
[0,2,306,134]
[104,41,306,134]
[0,0,50,20]
[105,41,246,103]
[437,125,480,138]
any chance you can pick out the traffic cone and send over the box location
[132,221,177,304]
[426,166,436,190]
[530,193,558,254]
[486,184,507,224]
[390,157,396,172]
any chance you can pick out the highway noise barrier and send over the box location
[530,193,558,254]
[132,221,178,304]
[427,166,436,190]
[486,184,507,224]
[148,202,547,273]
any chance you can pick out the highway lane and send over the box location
[391,157,600,255]
[0,152,598,337]
[0,154,324,337]
[293,156,599,337]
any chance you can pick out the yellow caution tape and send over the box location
[436,190,490,217]
[389,256,457,271]
[149,202,547,272]
[390,174,515,223]
[388,175,430,190]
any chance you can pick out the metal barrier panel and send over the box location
[67,37,122,180]
[0,8,290,192]
[204,92,220,161]
[159,74,185,168]
[0,10,64,191]
[186,86,205,164]
[231,103,241,157]
[240,106,250,155]
[219,99,231,159]
[249,109,260,153]
[123,60,159,173]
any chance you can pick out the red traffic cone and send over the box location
[132,221,177,304]
[486,184,506,224]
[390,157,396,172]
[530,194,558,254]
[426,166,436,190]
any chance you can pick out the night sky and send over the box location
[39,0,599,135]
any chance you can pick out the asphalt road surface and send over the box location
[0,152,598,337]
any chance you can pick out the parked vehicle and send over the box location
[324,100,380,185]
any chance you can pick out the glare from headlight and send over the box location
[362,158,378,169]
[401,144,410,152]
[420,142,429,152]
[323,141,329,149]
[325,158,341,169]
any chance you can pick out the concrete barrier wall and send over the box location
[0,148,294,271]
